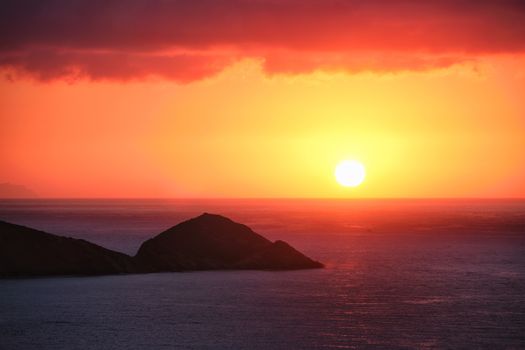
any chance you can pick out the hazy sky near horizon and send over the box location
[1,0,525,198]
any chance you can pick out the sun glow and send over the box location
[335,160,366,187]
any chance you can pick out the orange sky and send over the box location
[1,1,525,198]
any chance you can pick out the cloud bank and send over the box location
[1,0,524,81]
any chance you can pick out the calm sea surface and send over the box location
[0,199,524,349]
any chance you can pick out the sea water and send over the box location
[0,199,524,349]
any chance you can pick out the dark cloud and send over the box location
[1,49,236,82]
[1,0,524,81]
[261,52,472,75]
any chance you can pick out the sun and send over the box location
[335,160,366,187]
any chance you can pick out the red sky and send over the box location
[1,0,525,197]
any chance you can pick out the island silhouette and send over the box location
[0,213,323,277]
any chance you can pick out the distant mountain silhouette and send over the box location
[0,183,37,198]
[0,214,323,277]
[136,213,323,271]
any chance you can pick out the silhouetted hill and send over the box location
[0,214,323,277]
[0,220,138,276]
[136,213,323,271]
[236,240,324,270]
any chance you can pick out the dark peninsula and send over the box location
[0,220,138,276]
[0,213,323,277]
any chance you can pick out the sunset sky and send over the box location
[1,0,525,198]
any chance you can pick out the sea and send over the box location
[0,199,524,349]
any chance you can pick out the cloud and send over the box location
[1,0,524,81]
[1,49,236,82]
[261,51,472,75]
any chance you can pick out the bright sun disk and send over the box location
[335,160,366,187]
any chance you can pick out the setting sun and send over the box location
[335,160,366,187]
